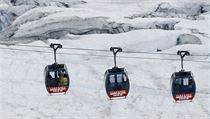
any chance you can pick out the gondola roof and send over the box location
[107,67,125,74]
[174,71,192,77]
[47,63,65,70]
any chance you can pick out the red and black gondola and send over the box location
[44,43,70,94]
[104,47,130,99]
[170,51,196,101]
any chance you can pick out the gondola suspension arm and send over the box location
[177,50,190,71]
[50,43,62,64]
[110,47,122,67]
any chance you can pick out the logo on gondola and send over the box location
[176,93,192,100]
[109,90,127,97]
[49,86,67,93]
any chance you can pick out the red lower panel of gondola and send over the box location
[108,90,128,98]
[175,93,193,101]
[47,86,68,93]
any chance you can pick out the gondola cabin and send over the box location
[171,71,196,101]
[105,67,130,98]
[44,43,70,94]
[44,64,70,94]
[170,50,196,101]
[104,47,130,99]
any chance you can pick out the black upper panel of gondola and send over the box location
[47,63,65,70]
[174,71,191,77]
[107,67,125,74]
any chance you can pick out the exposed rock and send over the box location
[201,4,210,13]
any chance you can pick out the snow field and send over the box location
[0,0,210,118]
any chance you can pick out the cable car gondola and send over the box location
[44,43,70,94]
[104,47,130,99]
[170,50,196,101]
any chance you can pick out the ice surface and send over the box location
[176,34,202,45]
[0,0,209,119]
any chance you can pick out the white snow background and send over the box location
[0,0,210,119]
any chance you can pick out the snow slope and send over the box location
[0,0,210,119]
